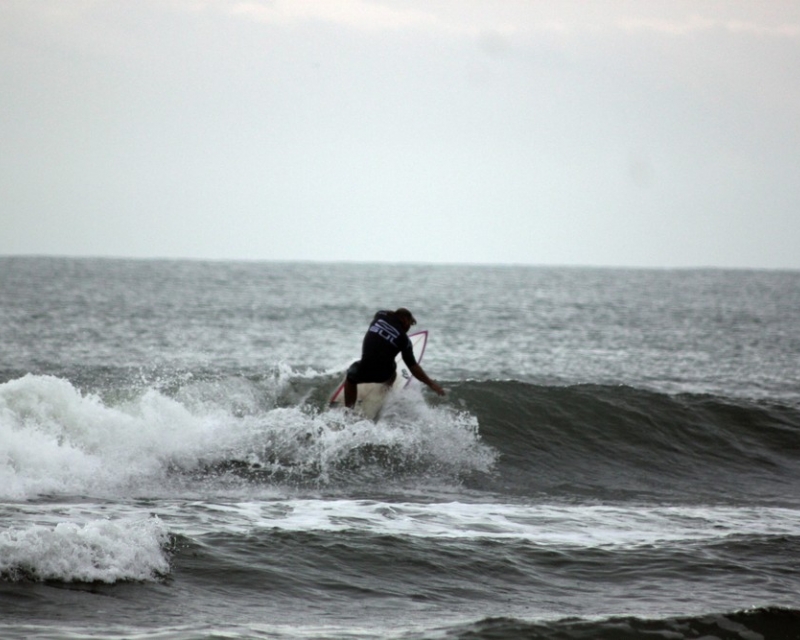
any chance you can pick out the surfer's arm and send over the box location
[409,364,445,396]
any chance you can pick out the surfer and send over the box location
[344,308,446,408]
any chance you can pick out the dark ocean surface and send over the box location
[1,257,799,639]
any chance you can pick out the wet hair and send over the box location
[394,308,417,326]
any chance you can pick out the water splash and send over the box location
[0,516,170,583]
[0,375,496,499]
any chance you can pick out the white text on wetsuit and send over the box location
[369,319,400,345]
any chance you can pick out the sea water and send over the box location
[1,257,799,639]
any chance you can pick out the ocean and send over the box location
[1,257,799,639]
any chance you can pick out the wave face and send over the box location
[451,380,800,504]
[4,373,797,504]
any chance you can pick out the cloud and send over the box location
[120,1,800,49]
[725,20,800,37]
[617,16,800,38]
[225,0,438,32]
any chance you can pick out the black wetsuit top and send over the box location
[346,311,417,384]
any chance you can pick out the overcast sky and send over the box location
[2,1,799,268]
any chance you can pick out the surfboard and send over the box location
[329,330,428,420]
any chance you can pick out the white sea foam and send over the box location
[165,500,800,550]
[0,516,170,583]
[0,374,229,499]
[0,374,494,500]
[204,384,497,487]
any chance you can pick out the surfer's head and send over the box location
[394,308,416,331]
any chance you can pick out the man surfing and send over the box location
[344,308,445,409]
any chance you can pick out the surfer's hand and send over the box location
[430,382,446,396]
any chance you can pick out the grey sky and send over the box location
[2,1,799,268]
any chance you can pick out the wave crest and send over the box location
[0,374,496,499]
[0,516,170,583]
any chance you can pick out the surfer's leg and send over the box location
[383,371,397,387]
[344,362,361,408]
[344,379,357,408]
